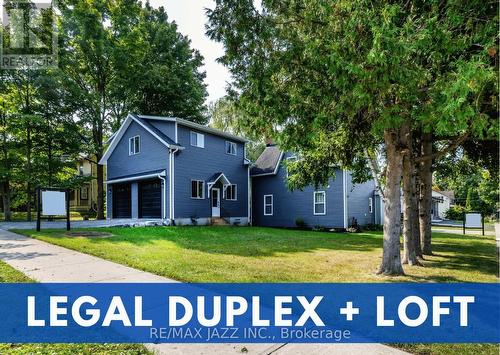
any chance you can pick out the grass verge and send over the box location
[0,260,150,354]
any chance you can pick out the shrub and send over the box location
[295,218,306,228]
[445,205,469,221]
[312,225,328,232]
[361,223,383,231]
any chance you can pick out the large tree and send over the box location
[59,0,208,219]
[207,0,498,275]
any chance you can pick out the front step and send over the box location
[211,217,229,226]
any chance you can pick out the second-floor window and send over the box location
[129,135,140,155]
[224,184,237,200]
[191,180,205,199]
[190,131,205,148]
[225,141,237,155]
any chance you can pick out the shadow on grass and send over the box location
[18,226,499,281]
[24,226,384,257]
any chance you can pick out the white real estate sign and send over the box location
[465,213,482,228]
[41,190,67,216]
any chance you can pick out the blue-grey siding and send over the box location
[252,152,378,228]
[346,174,376,225]
[106,120,171,219]
[107,121,170,180]
[173,125,248,219]
[252,154,345,228]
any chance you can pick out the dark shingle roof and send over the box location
[250,145,283,176]
[131,114,180,147]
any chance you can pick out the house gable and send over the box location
[99,113,183,165]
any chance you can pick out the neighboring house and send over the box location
[70,154,102,213]
[99,113,250,225]
[250,144,379,229]
[431,190,455,220]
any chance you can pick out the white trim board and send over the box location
[105,170,166,185]
[99,114,182,165]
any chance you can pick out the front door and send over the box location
[211,188,220,217]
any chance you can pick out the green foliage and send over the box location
[435,154,498,216]
[445,205,469,221]
[209,96,266,161]
[207,0,498,189]
[295,217,306,228]
[1,1,209,219]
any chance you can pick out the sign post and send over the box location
[36,187,71,231]
[463,212,484,236]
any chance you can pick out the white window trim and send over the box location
[264,194,273,216]
[224,184,238,201]
[191,179,205,199]
[225,141,237,155]
[369,197,373,213]
[313,191,326,215]
[129,135,140,155]
[190,131,205,148]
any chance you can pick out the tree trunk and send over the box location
[412,168,423,259]
[378,129,405,276]
[419,133,433,255]
[26,125,32,222]
[1,181,12,221]
[0,109,12,222]
[401,123,421,266]
[96,155,105,220]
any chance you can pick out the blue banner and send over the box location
[0,283,498,343]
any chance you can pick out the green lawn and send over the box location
[17,226,499,283]
[0,260,150,354]
[11,226,500,355]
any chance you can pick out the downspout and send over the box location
[343,169,348,229]
[168,148,179,223]
[248,165,251,225]
[158,172,167,220]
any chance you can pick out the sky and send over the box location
[0,0,231,104]
[149,0,232,104]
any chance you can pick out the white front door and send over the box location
[211,188,220,217]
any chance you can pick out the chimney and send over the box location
[265,138,275,147]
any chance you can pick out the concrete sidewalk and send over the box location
[0,229,407,355]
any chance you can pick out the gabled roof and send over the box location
[99,113,183,165]
[433,189,455,200]
[136,115,249,143]
[250,145,284,176]
[133,115,179,147]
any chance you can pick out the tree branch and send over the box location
[415,133,469,163]
[365,147,385,200]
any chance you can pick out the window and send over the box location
[369,197,373,213]
[224,184,237,200]
[191,180,205,199]
[190,131,205,148]
[313,191,326,215]
[129,135,140,155]
[264,194,273,216]
[80,186,89,200]
[225,141,237,155]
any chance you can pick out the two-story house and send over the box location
[99,114,250,225]
[70,154,103,214]
[251,144,381,228]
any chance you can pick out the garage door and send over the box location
[139,179,161,218]
[112,183,131,218]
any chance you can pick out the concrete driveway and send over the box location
[0,218,165,230]
[0,229,407,355]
